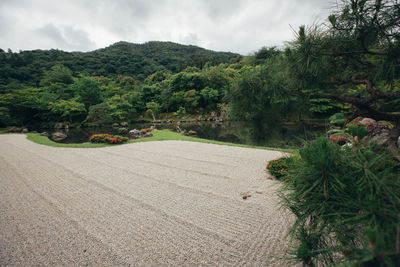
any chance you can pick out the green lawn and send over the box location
[23,130,294,152]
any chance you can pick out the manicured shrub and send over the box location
[279,137,400,266]
[90,134,129,144]
[267,156,295,179]
[347,117,368,139]
[348,124,367,139]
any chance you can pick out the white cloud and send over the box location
[0,0,333,54]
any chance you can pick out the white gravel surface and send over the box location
[0,134,294,266]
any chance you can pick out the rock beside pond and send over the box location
[143,132,153,138]
[51,132,67,142]
[118,127,128,134]
[8,126,22,133]
[188,130,197,136]
[39,132,49,137]
[129,129,142,139]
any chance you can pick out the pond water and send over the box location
[46,121,326,149]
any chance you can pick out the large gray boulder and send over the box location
[51,132,67,142]
[129,129,142,139]
[360,118,376,126]
[367,124,391,145]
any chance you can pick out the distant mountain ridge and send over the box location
[0,41,240,88]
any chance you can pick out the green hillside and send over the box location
[0,41,239,90]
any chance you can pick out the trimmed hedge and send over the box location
[90,134,129,144]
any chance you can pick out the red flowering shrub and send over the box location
[267,157,295,179]
[329,135,349,145]
[346,117,368,139]
[347,116,363,127]
[90,134,129,144]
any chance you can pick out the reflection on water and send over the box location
[48,121,325,148]
[178,121,325,148]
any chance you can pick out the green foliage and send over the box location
[329,112,346,123]
[40,64,73,86]
[105,94,134,120]
[227,63,290,121]
[144,70,171,84]
[280,137,400,266]
[348,125,368,139]
[183,89,200,111]
[0,106,12,126]
[347,117,368,139]
[169,71,207,92]
[267,157,295,179]
[0,87,51,125]
[44,82,74,100]
[0,41,238,88]
[145,101,161,119]
[48,99,86,122]
[254,46,280,65]
[308,98,340,115]
[71,76,103,108]
[200,87,219,110]
[287,0,400,124]
[202,65,232,97]
[87,103,113,125]
[0,41,240,127]
[174,106,186,117]
[170,90,185,111]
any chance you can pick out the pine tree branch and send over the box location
[311,92,400,123]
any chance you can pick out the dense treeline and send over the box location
[0,41,239,91]
[0,43,343,128]
[0,41,242,127]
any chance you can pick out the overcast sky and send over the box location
[0,0,334,55]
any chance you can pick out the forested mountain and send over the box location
[0,41,239,90]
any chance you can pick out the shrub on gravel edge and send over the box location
[267,156,295,179]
